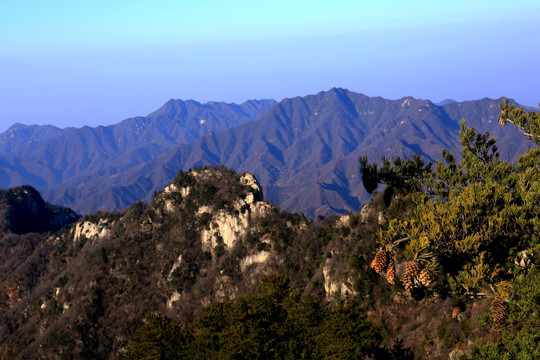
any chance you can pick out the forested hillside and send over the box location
[0,101,538,359]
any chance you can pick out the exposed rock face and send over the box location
[166,291,181,309]
[336,214,350,228]
[162,183,179,213]
[167,254,183,281]
[240,251,271,272]
[323,258,355,299]
[73,219,112,243]
[178,170,273,252]
[199,201,272,252]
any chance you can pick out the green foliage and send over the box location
[359,154,432,195]
[99,247,108,264]
[498,98,540,145]
[124,275,383,359]
[359,155,380,194]
[462,269,540,360]
[122,313,188,360]
[171,165,255,213]
[198,212,212,230]
[257,241,271,252]
[313,301,381,359]
[370,116,539,298]
[56,275,68,288]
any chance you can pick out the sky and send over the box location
[1,0,539,133]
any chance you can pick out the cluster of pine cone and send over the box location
[402,260,431,292]
[451,299,509,324]
[370,249,397,285]
[371,251,510,326]
[370,251,432,291]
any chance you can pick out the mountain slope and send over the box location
[44,89,532,216]
[0,185,79,235]
[0,99,276,190]
[0,124,68,157]
[1,165,535,359]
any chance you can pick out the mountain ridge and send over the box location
[44,89,531,216]
[2,89,533,217]
[0,98,276,190]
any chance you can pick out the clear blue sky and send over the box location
[1,0,539,132]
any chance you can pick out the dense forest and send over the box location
[0,100,538,359]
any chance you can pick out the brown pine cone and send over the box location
[402,274,415,292]
[452,306,461,319]
[419,268,432,287]
[386,258,396,285]
[405,260,421,278]
[371,250,388,273]
[491,297,508,325]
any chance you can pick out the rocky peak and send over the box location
[155,166,272,254]
[0,185,80,234]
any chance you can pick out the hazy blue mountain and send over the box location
[0,99,276,190]
[435,99,457,106]
[40,89,532,217]
[0,123,68,157]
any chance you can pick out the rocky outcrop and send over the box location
[323,258,356,299]
[73,219,112,243]
[199,200,272,252]
[189,171,272,252]
[240,251,271,272]
[0,185,80,234]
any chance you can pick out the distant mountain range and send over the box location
[0,99,275,192]
[0,89,532,217]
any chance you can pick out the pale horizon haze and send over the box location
[1,0,539,133]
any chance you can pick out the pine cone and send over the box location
[370,250,388,273]
[405,260,421,278]
[452,306,461,319]
[402,274,415,292]
[386,258,396,285]
[491,297,508,325]
[498,114,507,127]
[419,268,432,287]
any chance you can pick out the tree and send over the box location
[362,107,539,308]
[314,301,381,359]
[122,313,188,360]
[359,154,432,195]
[498,98,540,145]
[123,275,384,359]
